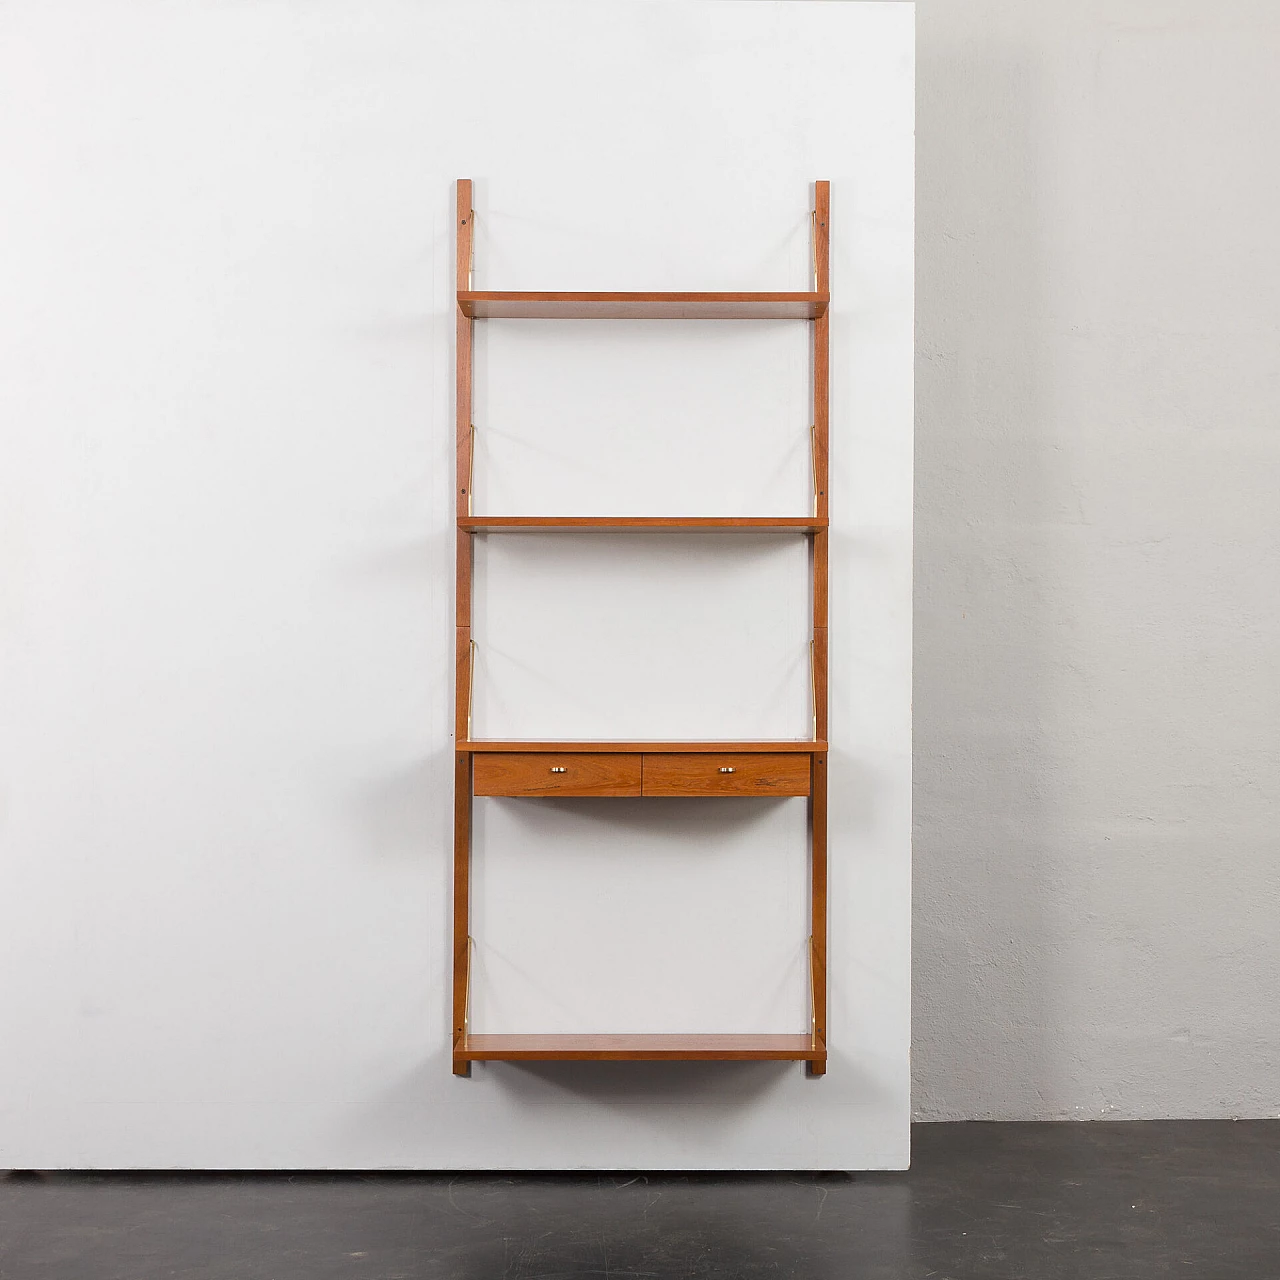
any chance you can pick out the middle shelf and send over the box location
[458,290,829,319]
[460,516,826,532]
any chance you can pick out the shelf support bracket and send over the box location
[468,639,477,740]
[809,639,817,741]
[464,935,476,1035]
[808,934,817,1047]
[810,423,818,518]
[810,209,819,291]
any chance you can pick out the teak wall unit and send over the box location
[453,179,830,1076]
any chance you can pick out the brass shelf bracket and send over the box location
[810,423,818,517]
[468,424,476,516]
[809,638,817,740]
[468,639,477,739]
[810,209,819,291]
[808,934,818,1047]
[464,934,476,1034]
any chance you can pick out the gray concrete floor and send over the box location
[1,1121,1277,1278]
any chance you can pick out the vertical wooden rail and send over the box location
[453,179,475,1076]
[810,180,830,1076]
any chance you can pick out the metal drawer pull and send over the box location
[719,767,736,774]
[549,766,567,773]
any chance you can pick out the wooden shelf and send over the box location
[451,179,831,1077]
[458,291,828,320]
[459,740,827,754]
[456,1033,825,1062]
[460,516,827,532]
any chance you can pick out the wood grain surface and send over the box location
[473,752,643,797]
[641,753,811,797]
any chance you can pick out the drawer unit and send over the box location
[472,752,642,797]
[641,753,812,797]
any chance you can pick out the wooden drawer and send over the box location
[641,753,811,797]
[473,752,642,797]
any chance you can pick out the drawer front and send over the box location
[472,752,642,797]
[642,753,811,797]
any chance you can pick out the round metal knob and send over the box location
[549,766,567,773]
[719,767,736,774]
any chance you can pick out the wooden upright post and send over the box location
[453,180,475,1076]
[809,180,830,1076]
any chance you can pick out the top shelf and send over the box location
[458,292,829,320]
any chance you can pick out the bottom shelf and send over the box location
[456,1033,825,1062]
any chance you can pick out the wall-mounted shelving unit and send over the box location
[452,179,830,1076]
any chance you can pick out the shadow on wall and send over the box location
[913,46,1066,1120]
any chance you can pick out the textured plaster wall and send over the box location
[914,0,1280,1120]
